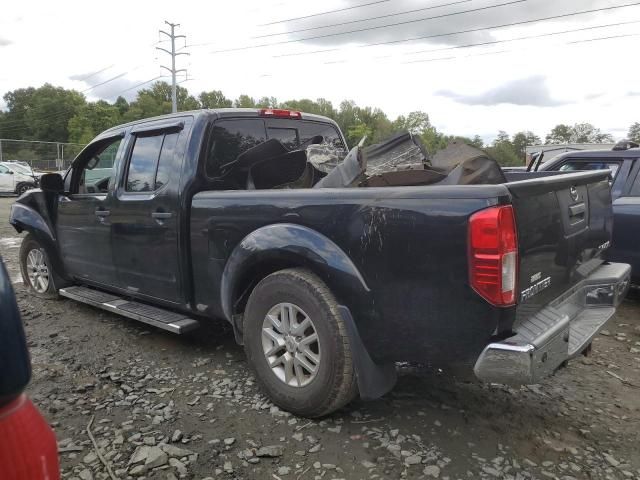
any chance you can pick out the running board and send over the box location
[59,286,200,334]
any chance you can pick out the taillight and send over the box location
[258,108,301,119]
[468,205,518,306]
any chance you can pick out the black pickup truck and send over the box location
[9,109,631,417]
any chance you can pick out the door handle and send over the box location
[95,209,110,217]
[151,212,173,219]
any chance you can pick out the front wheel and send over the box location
[16,183,35,196]
[19,234,59,299]
[244,268,358,418]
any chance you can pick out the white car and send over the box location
[0,162,38,195]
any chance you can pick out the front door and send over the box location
[109,118,191,304]
[0,164,16,192]
[56,134,124,286]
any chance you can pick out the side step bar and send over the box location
[59,286,200,334]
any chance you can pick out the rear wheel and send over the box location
[19,234,59,299]
[244,268,358,417]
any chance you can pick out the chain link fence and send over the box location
[0,139,86,172]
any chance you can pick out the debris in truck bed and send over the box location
[228,132,505,190]
[364,131,430,175]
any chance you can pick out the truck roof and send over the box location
[100,108,341,137]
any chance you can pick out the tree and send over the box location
[123,82,199,122]
[570,123,613,143]
[545,124,572,144]
[199,90,232,109]
[628,122,640,143]
[486,131,520,166]
[392,111,432,136]
[234,95,256,108]
[67,100,122,144]
[1,84,85,141]
[546,123,613,144]
[512,131,541,159]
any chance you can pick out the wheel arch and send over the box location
[14,181,36,195]
[221,223,371,326]
[10,202,68,282]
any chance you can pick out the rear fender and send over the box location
[220,223,370,323]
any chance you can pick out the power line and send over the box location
[401,31,640,64]
[258,0,391,26]
[253,0,472,38]
[208,0,527,53]
[399,19,640,61]
[273,1,640,58]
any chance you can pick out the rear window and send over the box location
[205,119,266,176]
[205,117,348,177]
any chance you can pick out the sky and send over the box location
[1,0,640,142]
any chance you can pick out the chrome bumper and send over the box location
[474,262,631,385]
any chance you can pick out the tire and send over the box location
[244,268,358,418]
[19,234,59,299]
[16,183,35,196]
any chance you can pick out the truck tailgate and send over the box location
[506,170,613,315]
[473,170,630,385]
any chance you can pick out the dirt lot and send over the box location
[1,196,639,480]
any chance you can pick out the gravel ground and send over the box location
[1,196,639,480]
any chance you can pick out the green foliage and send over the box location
[234,95,256,108]
[199,90,232,108]
[628,122,640,143]
[68,100,122,144]
[545,123,614,144]
[512,131,541,158]
[1,84,85,142]
[0,81,626,169]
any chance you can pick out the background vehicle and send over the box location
[9,109,630,417]
[535,142,640,282]
[0,161,38,195]
[0,258,60,479]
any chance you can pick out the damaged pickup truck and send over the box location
[10,108,631,417]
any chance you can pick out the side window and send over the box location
[125,132,180,192]
[0,165,9,174]
[77,137,123,194]
[155,132,179,190]
[205,119,266,176]
[558,160,621,178]
[630,169,640,196]
[126,135,164,192]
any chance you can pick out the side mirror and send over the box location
[39,173,64,193]
[6,171,14,175]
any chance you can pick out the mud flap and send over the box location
[337,305,397,400]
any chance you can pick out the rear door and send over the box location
[506,170,613,314]
[109,117,192,303]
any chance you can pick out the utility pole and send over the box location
[157,21,189,113]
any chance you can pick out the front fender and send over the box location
[9,201,67,280]
[220,223,370,322]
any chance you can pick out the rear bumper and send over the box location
[474,262,631,385]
